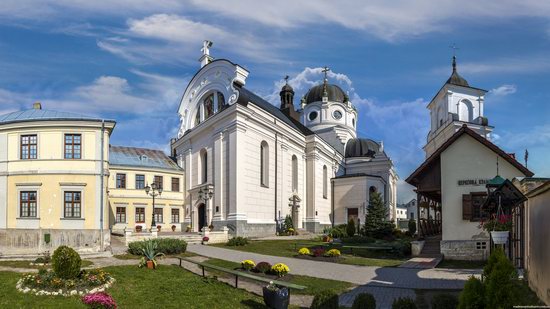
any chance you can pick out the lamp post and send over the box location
[145,182,163,231]
[198,187,213,229]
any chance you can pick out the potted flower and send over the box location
[171,225,177,232]
[157,225,162,232]
[262,281,289,309]
[480,214,512,244]
[135,225,143,233]
[185,225,192,233]
[202,236,209,245]
[209,224,214,231]
[241,260,255,271]
[138,240,165,269]
[288,228,295,236]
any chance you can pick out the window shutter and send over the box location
[462,194,472,220]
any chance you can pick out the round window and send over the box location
[333,110,343,120]
[308,111,318,121]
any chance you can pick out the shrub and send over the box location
[241,260,255,271]
[128,238,187,255]
[81,292,117,309]
[408,219,417,236]
[312,247,325,257]
[432,294,458,309]
[483,246,505,278]
[327,224,347,238]
[392,297,417,309]
[310,290,339,309]
[254,262,272,274]
[271,263,289,277]
[458,276,485,309]
[324,249,341,257]
[52,246,82,279]
[347,218,356,237]
[352,292,376,309]
[485,249,519,308]
[227,236,249,246]
[298,247,311,255]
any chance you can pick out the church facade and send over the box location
[171,43,397,237]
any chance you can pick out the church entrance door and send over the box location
[198,203,206,231]
[347,208,359,225]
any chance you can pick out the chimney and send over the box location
[33,102,42,110]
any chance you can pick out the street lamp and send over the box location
[198,187,213,228]
[145,182,163,231]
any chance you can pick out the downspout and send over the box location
[274,130,278,234]
[100,120,105,251]
[331,178,335,228]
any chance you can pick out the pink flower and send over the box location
[82,292,117,309]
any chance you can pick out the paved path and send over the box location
[188,244,480,290]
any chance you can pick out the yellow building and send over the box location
[108,146,185,234]
[0,103,115,255]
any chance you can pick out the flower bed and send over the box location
[17,269,115,297]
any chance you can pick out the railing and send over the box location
[419,219,442,237]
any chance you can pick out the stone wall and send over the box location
[0,229,110,256]
[440,239,489,260]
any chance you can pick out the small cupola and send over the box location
[279,75,300,121]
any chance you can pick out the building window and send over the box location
[462,192,488,222]
[200,150,208,184]
[323,165,328,199]
[20,135,37,159]
[171,208,180,223]
[116,174,126,189]
[64,191,81,218]
[135,207,145,223]
[171,177,180,192]
[20,191,37,217]
[204,93,215,119]
[135,174,145,190]
[194,108,201,126]
[410,213,415,220]
[217,92,225,111]
[308,111,318,121]
[333,110,343,120]
[64,134,81,159]
[154,208,163,223]
[116,207,126,223]
[154,176,163,190]
[260,141,269,187]
[292,155,298,192]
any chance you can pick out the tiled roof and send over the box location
[0,109,115,125]
[109,146,182,171]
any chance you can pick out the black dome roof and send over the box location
[446,56,469,87]
[304,84,348,104]
[345,138,381,158]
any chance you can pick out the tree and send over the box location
[364,192,392,238]
[408,219,417,236]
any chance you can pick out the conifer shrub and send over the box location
[458,276,485,309]
[253,262,272,274]
[408,219,417,236]
[485,249,519,308]
[392,297,417,309]
[352,293,376,309]
[431,293,458,309]
[52,245,82,279]
[310,290,339,309]
[227,236,249,246]
[347,218,356,237]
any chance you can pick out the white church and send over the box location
[171,41,397,236]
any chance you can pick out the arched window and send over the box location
[217,92,225,111]
[204,94,214,119]
[260,141,269,187]
[323,165,328,199]
[193,91,226,129]
[292,155,298,192]
[458,99,474,122]
[200,149,208,184]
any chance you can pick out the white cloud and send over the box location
[489,84,517,96]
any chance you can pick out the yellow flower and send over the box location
[271,263,289,277]
[298,247,311,255]
[324,249,341,257]
[241,260,256,270]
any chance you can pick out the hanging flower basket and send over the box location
[491,231,509,245]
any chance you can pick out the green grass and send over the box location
[0,260,93,269]
[204,258,355,295]
[213,239,405,267]
[436,259,486,269]
[0,265,269,308]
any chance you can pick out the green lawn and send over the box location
[204,258,355,295]
[0,265,269,308]
[0,259,93,269]
[213,239,404,267]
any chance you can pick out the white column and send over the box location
[0,133,7,229]
[213,131,224,221]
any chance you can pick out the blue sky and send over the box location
[1,1,549,202]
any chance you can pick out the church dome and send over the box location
[345,138,381,158]
[446,56,469,87]
[304,84,348,104]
